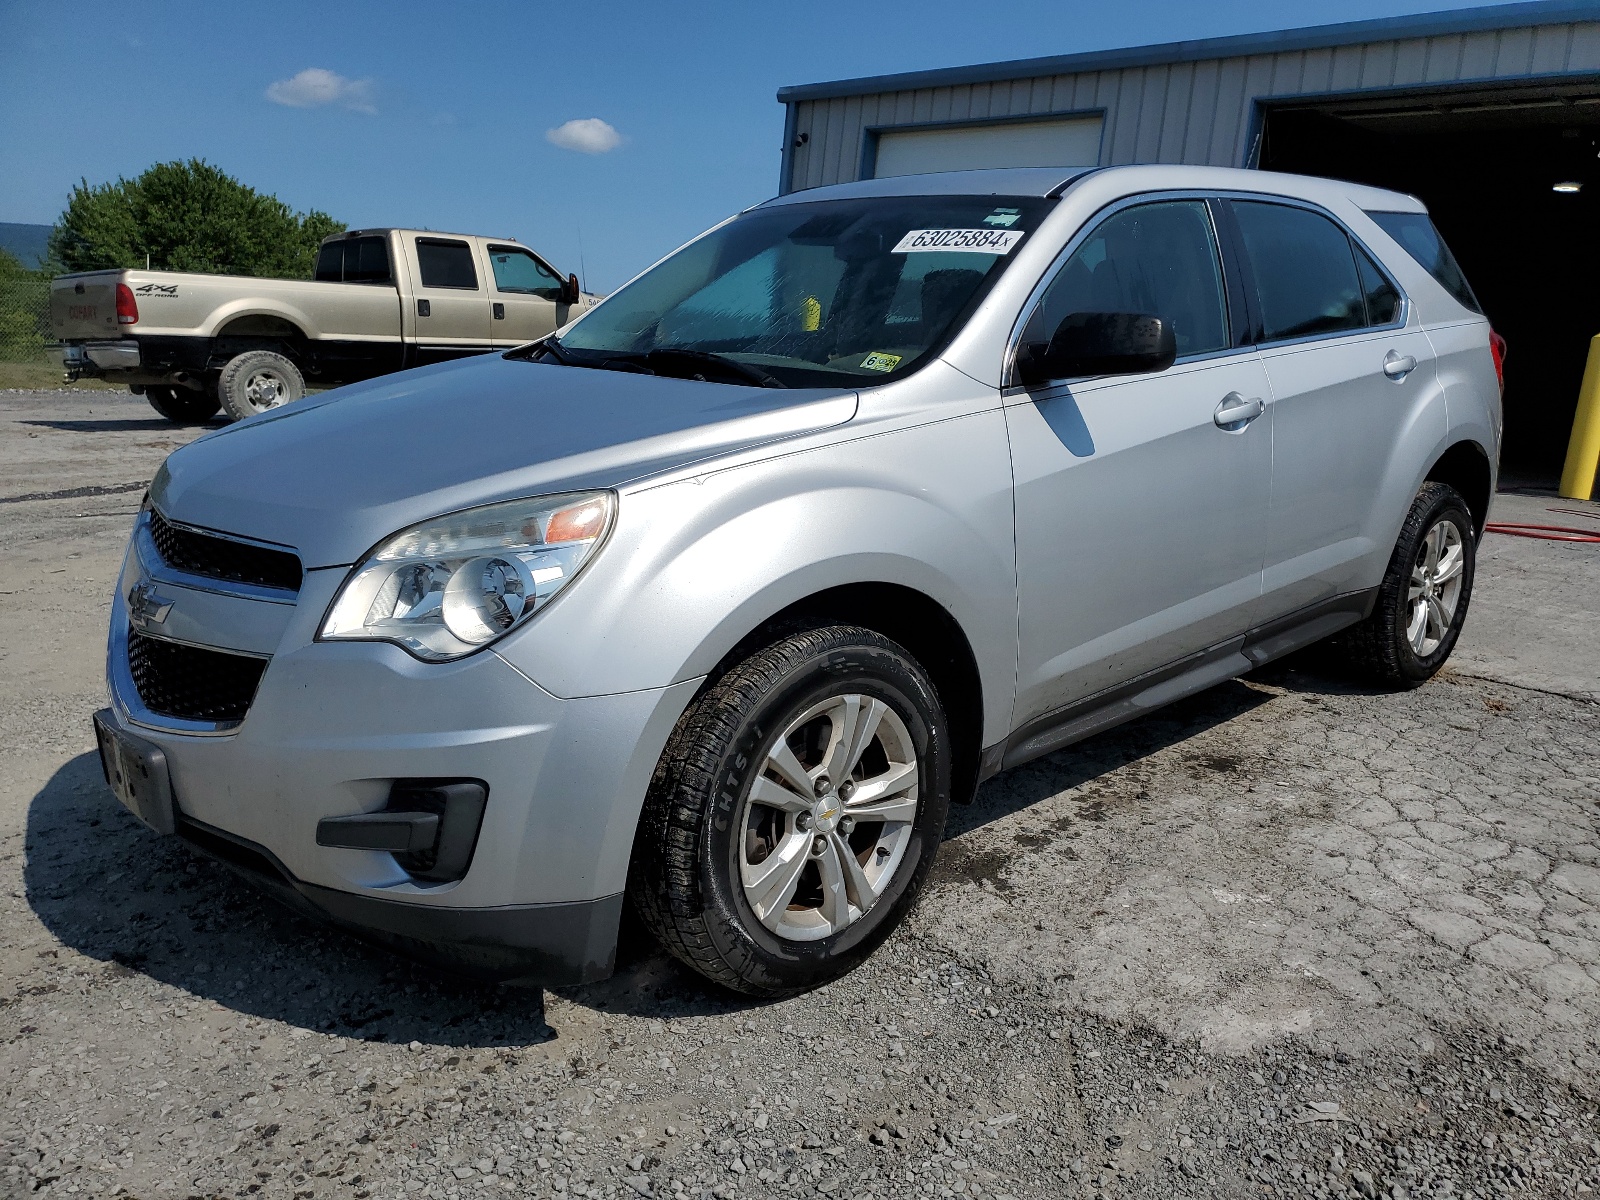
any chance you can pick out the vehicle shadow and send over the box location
[24,752,574,1047]
[25,656,1368,1032]
[22,418,225,433]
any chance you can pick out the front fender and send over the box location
[493,408,1019,747]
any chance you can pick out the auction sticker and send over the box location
[861,352,902,372]
[892,228,1024,254]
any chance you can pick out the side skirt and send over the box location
[979,589,1377,781]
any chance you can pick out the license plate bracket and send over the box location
[92,709,176,835]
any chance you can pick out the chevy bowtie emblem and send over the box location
[127,579,174,627]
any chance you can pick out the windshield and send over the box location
[555,194,1054,387]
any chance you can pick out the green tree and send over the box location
[48,159,344,279]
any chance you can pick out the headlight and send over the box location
[319,491,614,661]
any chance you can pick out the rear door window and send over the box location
[1231,201,1365,342]
[1021,199,1230,366]
[1365,210,1481,314]
[416,238,479,290]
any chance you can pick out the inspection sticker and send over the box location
[891,228,1024,254]
[861,352,902,372]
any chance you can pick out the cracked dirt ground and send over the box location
[2,389,1598,1200]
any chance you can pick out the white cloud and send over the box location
[546,118,622,154]
[266,68,376,114]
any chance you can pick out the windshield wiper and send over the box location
[505,335,578,365]
[643,348,787,389]
[508,336,650,375]
[509,339,786,388]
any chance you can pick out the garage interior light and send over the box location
[1552,181,1583,193]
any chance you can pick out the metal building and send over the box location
[777,0,1600,478]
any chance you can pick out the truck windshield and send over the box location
[552,194,1053,388]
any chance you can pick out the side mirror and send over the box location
[1017,312,1177,386]
[559,273,581,306]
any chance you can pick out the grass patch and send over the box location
[0,356,121,392]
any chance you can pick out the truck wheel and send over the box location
[218,351,304,421]
[1336,482,1477,688]
[628,625,951,997]
[144,386,221,425]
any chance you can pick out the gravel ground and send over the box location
[2,389,1598,1200]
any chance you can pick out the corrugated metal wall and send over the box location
[785,19,1600,191]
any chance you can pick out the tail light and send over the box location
[1488,329,1506,393]
[115,283,139,326]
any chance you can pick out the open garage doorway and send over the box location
[1260,79,1600,485]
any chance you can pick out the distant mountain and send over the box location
[0,222,53,270]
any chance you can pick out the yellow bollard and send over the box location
[1559,333,1600,500]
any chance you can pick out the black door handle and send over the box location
[493,302,505,320]
[416,298,431,317]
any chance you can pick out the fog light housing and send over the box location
[315,779,488,884]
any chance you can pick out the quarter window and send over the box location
[1365,210,1481,314]
[416,238,478,290]
[488,246,563,297]
[1231,201,1364,341]
[1022,200,1230,367]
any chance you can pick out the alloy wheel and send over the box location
[1406,517,1465,656]
[737,693,919,942]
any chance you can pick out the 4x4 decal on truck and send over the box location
[134,284,178,297]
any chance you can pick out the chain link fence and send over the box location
[0,274,52,362]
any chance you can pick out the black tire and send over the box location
[629,625,952,997]
[144,385,221,425]
[1338,482,1477,688]
[217,350,304,421]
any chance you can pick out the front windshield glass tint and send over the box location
[560,195,1053,387]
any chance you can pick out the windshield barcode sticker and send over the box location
[891,228,1025,254]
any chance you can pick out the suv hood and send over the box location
[151,355,858,568]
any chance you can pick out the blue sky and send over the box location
[2,0,1498,290]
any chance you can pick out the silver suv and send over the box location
[93,165,1501,996]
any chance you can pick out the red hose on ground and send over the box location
[1483,522,1600,543]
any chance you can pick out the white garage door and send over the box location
[872,116,1104,178]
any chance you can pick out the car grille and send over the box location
[127,627,268,724]
[149,509,302,593]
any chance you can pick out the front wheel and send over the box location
[217,350,304,421]
[1337,481,1477,687]
[629,625,951,996]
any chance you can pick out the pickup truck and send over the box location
[51,227,597,422]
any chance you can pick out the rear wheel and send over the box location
[143,385,221,425]
[218,350,304,421]
[1337,482,1476,687]
[629,625,951,996]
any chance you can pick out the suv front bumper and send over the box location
[103,540,698,984]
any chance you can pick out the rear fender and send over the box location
[201,300,318,341]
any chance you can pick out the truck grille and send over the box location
[149,509,302,593]
[127,628,268,724]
